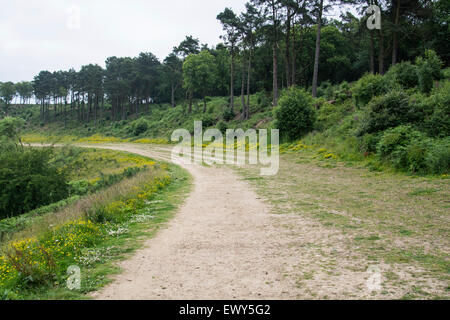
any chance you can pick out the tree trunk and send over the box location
[312,0,324,98]
[370,31,375,74]
[230,49,235,112]
[171,82,175,108]
[241,53,246,118]
[378,29,385,75]
[203,96,207,113]
[188,91,193,114]
[273,43,278,106]
[246,50,252,120]
[285,8,292,88]
[392,0,401,66]
[291,19,299,86]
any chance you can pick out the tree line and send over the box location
[0,0,447,125]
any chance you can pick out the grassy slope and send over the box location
[27,164,191,300]
[20,95,274,142]
[0,147,157,241]
[0,147,192,300]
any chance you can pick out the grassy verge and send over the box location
[0,147,160,241]
[235,151,449,299]
[0,161,191,300]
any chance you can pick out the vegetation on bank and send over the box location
[0,117,191,299]
[0,164,190,300]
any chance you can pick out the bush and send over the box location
[222,108,235,122]
[315,99,351,131]
[216,120,227,134]
[426,138,450,174]
[353,73,388,108]
[256,90,271,108]
[130,118,149,136]
[0,148,69,219]
[423,81,450,138]
[359,90,421,135]
[385,61,419,89]
[275,87,315,140]
[201,114,215,128]
[376,126,432,173]
[360,133,381,154]
[416,50,444,93]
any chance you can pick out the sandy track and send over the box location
[89,144,297,300]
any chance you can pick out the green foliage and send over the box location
[315,99,353,131]
[423,81,450,138]
[0,148,69,219]
[385,62,419,89]
[376,126,449,174]
[275,87,315,140]
[183,50,218,103]
[352,73,388,108]
[130,118,149,136]
[0,82,16,114]
[359,91,419,135]
[426,138,450,174]
[222,108,235,122]
[415,50,444,93]
[376,125,425,172]
[0,117,25,148]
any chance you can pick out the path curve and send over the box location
[88,144,295,300]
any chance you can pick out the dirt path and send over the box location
[89,144,298,299]
[39,143,447,299]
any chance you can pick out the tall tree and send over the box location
[163,53,183,108]
[252,0,283,106]
[15,82,33,105]
[174,36,201,58]
[217,8,241,113]
[311,0,324,97]
[182,51,218,113]
[0,82,16,116]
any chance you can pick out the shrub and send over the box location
[416,50,444,93]
[130,118,149,136]
[359,90,421,135]
[275,87,315,140]
[216,120,227,134]
[376,126,431,173]
[315,100,351,131]
[360,133,381,154]
[423,81,450,138]
[0,148,69,219]
[201,114,215,128]
[426,138,450,174]
[385,61,419,89]
[353,73,388,108]
[222,108,235,122]
[256,90,271,108]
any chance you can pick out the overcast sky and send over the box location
[0,0,354,83]
[0,0,250,82]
